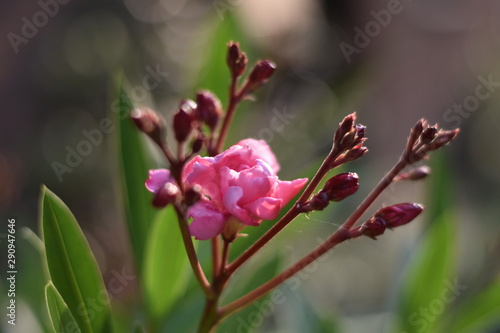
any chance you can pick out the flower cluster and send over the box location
[130,40,459,332]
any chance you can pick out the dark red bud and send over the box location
[243,60,276,94]
[191,137,204,154]
[227,41,248,78]
[131,107,166,146]
[249,60,275,83]
[195,90,222,131]
[173,109,193,142]
[152,183,179,208]
[360,217,387,239]
[374,203,423,228]
[334,113,356,145]
[407,119,426,151]
[428,129,459,151]
[323,172,359,202]
[342,145,368,163]
[421,126,437,144]
[306,192,330,211]
[355,124,366,139]
[397,166,431,181]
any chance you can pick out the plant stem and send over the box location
[197,298,220,333]
[220,150,411,317]
[225,147,338,275]
[174,205,215,299]
[211,237,221,282]
[215,75,240,154]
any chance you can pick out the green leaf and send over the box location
[115,83,155,272]
[45,282,82,333]
[394,212,455,333]
[143,206,191,323]
[40,186,111,333]
[217,255,283,333]
[394,154,456,333]
[441,279,500,333]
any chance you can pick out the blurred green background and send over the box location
[1,0,500,332]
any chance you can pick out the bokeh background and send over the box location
[1,0,500,332]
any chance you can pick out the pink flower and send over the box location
[184,139,307,240]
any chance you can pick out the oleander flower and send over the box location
[183,139,308,240]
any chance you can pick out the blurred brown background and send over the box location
[1,0,499,332]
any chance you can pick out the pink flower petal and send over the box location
[244,197,282,221]
[237,139,280,174]
[145,169,174,193]
[188,201,228,240]
[273,178,308,206]
[223,186,255,225]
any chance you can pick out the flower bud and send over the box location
[227,41,248,78]
[322,172,359,202]
[334,113,356,146]
[306,192,330,211]
[396,166,430,181]
[195,90,222,131]
[244,60,276,94]
[341,145,368,163]
[360,217,387,239]
[374,203,423,228]
[173,108,193,143]
[152,182,180,208]
[191,137,204,154]
[131,107,166,146]
[428,129,459,151]
[421,126,437,144]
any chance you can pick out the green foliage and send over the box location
[40,186,111,333]
[45,282,82,333]
[217,255,283,332]
[115,83,156,273]
[440,279,500,333]
[143,206,192,325]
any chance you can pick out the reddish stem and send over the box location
[215,75,240,154]
[225,147,339,275]
[220,150,412,317]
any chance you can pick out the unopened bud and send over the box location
[342,145,368,163]
[173,109,193,143]
[360,217,387,239]
[227,41,248,78]
[374,203,423,228]
[334,113,356,146]
[131,107,166,146]
[421,126,437,144]
[152,182,179,208]
[322,172,359,202]
[305,192,330,211]
[428,129,459,151]
[396,166,430,181]
[191,137,204,154]
[195,90,222,131]
[244,60,276,94]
